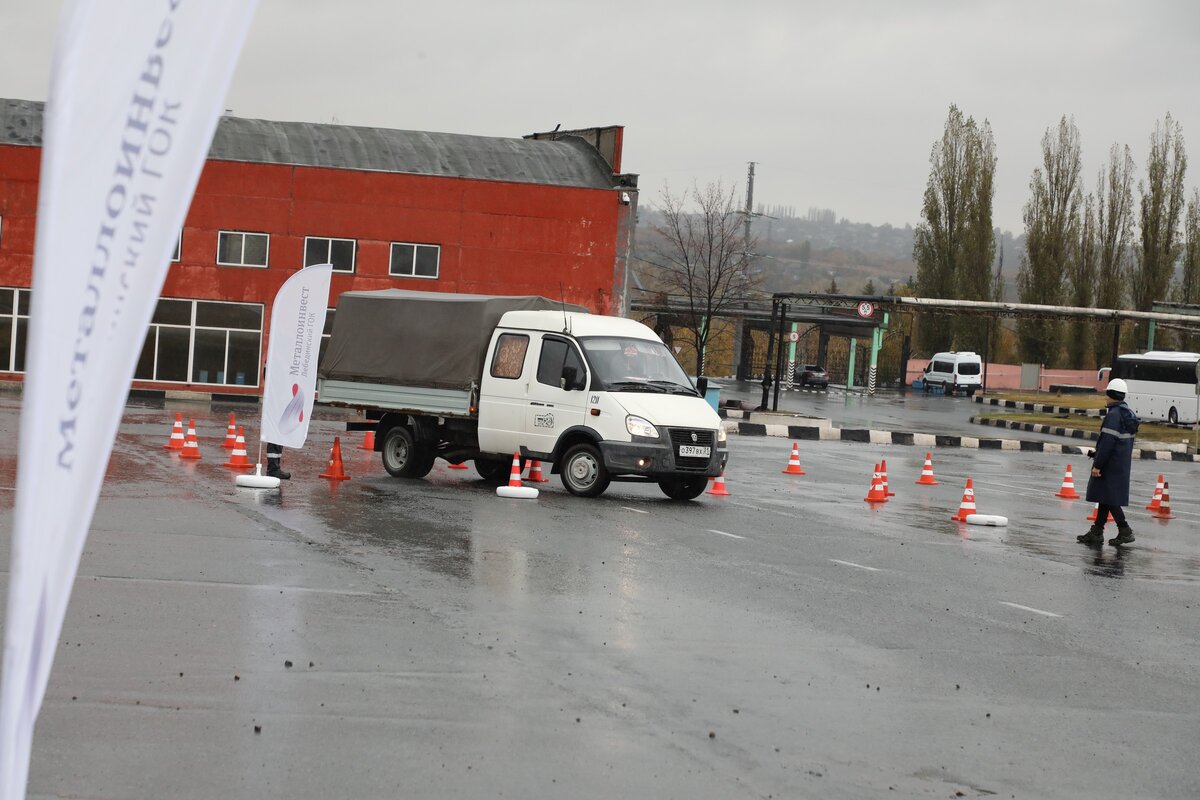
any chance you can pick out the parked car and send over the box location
[794,364,829,388]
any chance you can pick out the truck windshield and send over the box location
[580,337,698,394]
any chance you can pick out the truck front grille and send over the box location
[667,428,716,472]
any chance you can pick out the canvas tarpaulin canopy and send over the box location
[318,290,586,392]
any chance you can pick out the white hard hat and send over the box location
[1107,378,1128,395]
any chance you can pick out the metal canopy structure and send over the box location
[634,289,1200,411]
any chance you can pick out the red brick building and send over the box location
[0,99,638,397]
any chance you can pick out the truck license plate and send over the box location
[678,445,710,458]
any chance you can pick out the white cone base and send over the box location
[496,485,539,499]
[236,465,281,490]
[965,514,1008,527]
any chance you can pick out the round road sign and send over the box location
[857,301,875,318]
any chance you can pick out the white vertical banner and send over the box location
[259,264,332,449]
[0,2,258,797]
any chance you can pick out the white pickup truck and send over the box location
[316,290,728,499]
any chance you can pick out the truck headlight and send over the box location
[626,415,659,438]
[717,426,727,443]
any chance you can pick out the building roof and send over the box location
[0,97,622,190]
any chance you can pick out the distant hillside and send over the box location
[635,206,1024,298]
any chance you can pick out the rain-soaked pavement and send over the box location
[0,395,1197,799]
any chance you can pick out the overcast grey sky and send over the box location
[3,1,1199,233]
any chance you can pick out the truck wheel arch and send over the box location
[551,426,603,472]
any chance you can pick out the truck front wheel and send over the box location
[474,457,514,486]
[561,443,610,498]
[381,427,434,478]
[658,476,708,501]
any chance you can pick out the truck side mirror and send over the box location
[696,376,708,396]
[561,365,584,391]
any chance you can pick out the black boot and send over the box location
[1077,525,1104,545]
[1108,525,1134,546]
[267,459,291,480]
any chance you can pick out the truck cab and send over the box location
[477,311,727,498]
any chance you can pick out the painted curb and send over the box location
[721,409,1199,462]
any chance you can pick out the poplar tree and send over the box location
[1066,194,1098,368]
[913,105,997,355]
[1017,116,1083,365]
[1179,190,1200,350]
[1132,115,1187,321]
[1093,144,1136,367]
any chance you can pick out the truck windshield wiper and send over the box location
[648,380,700,395]
[606,380,669,393]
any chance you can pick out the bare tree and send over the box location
[642,181,759,375]
[1093,144,1136,367]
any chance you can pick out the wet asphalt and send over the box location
[0,395,1196,799]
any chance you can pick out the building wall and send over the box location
[0,144,629,395]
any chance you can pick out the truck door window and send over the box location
[536,337,584,387]
[490,333,529,379]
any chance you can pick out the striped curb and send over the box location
[722,414,1199,462]
[971,415,1099,441]
[972,395,1101,418]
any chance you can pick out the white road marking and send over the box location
[999,601,1061,618]
[708,529,745,540]
[830,559,880,572]
[621,506,649,514]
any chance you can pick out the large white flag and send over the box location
[0,2,258,796]
[260,265,332,449]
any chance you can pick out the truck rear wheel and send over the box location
[561,443,610,498]
[658,476,707,501]
[381,427,434,478]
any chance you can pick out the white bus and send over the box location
[1104,351,1200,424]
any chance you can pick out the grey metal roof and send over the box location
[0,97,620,190]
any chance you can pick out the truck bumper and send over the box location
[599,440,728,479]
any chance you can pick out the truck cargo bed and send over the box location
[316,378,473,417]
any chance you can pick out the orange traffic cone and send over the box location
[881,459,896,496]
[319,436,350,480]
[1145,474,1164,511]
[781,442,806,475]
[915,452,939,485]
[864,464,888,504]
[1086,503,1098,521]
[223,426,253,470]
[951,478,977,522]
[163,412,185,450]
[706,470,731,496]
[505,452,525,488]
[1152,481,1175,520]
[358,430,375,451]
[527,459,550,483]
[221,413,238,449]
[448,461,469,470]
[179,419,202,460]
[1055,464,1080,499]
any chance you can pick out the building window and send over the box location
[217,230,269,267]
[172,230,182,262]
[0,287,31,373]
[305,237,356,273]
[389,242,440,279]
[134,298,263,386]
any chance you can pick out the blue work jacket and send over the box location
[1085,400,1139,507]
